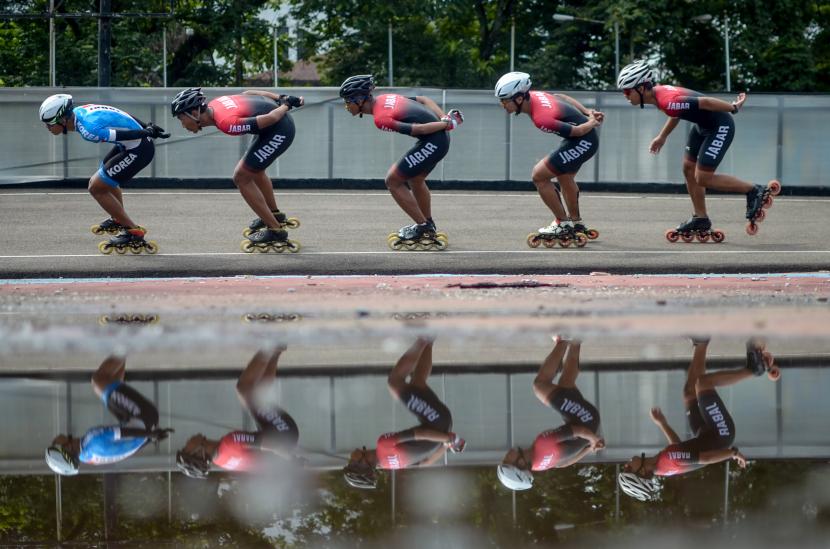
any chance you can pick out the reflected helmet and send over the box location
[176,449,211,479]
[39,94,73,124]
[496,464,534,491]
[616,60,654,89]
[343,462,377,489]
[171,87,207,116]
[618,472,657,501]
[494,72,532,100]
[339,74,375,100]
[45,445,79,476]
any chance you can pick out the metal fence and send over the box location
[1,87,829,187]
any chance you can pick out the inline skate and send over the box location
[745,180,781,235]
[745,338,780,381]
[572,221,599,240]
[98,227,158,255]
[241,227,300,253]
[387,219,448,251]
[242,210,300,237]
[665,216,725,243]
[527,220,588,249]
[90,218,127,235]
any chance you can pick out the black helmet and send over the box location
[176,449,211,479]
[171,87,206,117]
[339,75,375,100]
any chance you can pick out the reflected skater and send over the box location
[343,337,465,489]
[176,347,300,479]
[618,337,780,501]
[497,337,603,491]
[45,356,172,475]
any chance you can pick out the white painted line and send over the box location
[1,249,830,259]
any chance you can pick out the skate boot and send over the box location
[527,220,587,249]
[241,227,300,253]
[98,227,158,255]
[745,180,781,235]
[665,215,725,243]
[572,220,599,240]
[387,221,448,251]
[91,218,127,235]
[745,338,781,381]
[243,209,300,236]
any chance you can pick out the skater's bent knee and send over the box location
[694,170,715,187]
[694,377,714,393]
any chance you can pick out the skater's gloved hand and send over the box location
[278,95,304,109]
[144,123,170,139]
[442,109,464,130]
[147,428,174,442]
[446,432,466,453]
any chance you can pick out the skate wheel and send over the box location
[434,235,448,251]
[129,245,142,254]
[404,240,419,251]
[767,365,781,381]
[285,217,301,229]
[762,350,774,368]
[542,238,556,248]
[762,195,774,209]
[435,232,448,239]
[586,229,599,240]
[526,233,541,248]
[755,208,766,222]
[389,239,404,251]
[558,237,572,248]
[387,232,399,241]
[91,224,103,235]
[241,240,256,253]
[115,246,127,255]
[680,233,695,243]
[98,241,114,254]
[697,232,710,243]
[768,180,782,195]
[665,230,680,243]
[746,222,759,236]
[145,241,159,254]
[287,240,301,253]
[712,230,725,243]
[574,233,588,248]
[242,228,253,237]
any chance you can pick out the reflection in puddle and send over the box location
[0,328,828,546]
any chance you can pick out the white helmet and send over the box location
[618,472,657,501]
[616,60,654,90]
[45,445,80,476]
[497,464,534,491]
[39,94,74,124]
[494,72,532,100]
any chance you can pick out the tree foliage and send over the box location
[0,0,827,91]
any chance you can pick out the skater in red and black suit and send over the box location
[339,74,462,249]
[176,347,301,479]
[171,88,302,252]
[617,60,781,241]
[494,72,603,246]
[617,337,780,501]
[496,337,604,491]
[343,338,465,489]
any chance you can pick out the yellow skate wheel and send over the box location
[389,239,404,251]
[91,224,103,235]
[285,217,300,229]
[129,245,142,254]
[115,246,127,255]
[287,240,301,253]
[404,240,419,251]
[242,228,253,237]
[435,232,448,239]
[527,233,541,248]
[241,240,256,253]
[98,241,114,254]
[387,232,400,242]
[434,234,448,250]
[145,241,159,254]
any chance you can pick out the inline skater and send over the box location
[171,88,302,253]
[38,94,169,254]
[343,338,465,489]
[339,74,461,251]
[44,356,172,475]
[494,72,603,248]
[176,347,301,478]
[618,337,780,501]
[616,60,781,241]
[497,337,604,491]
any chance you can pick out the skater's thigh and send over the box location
[99,137,154,186]
[394,132,449,180]
[242,116,296,172]
[546,130,598,175]
[694,115,735,172]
